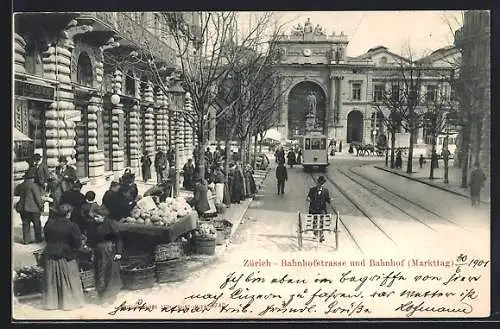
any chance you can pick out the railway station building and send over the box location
[271,18,460,153]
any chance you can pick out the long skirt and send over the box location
[223,183,231,206]
[95,241,122,301]
[43,258,85,310]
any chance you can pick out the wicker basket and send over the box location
[194,237,216,255]
[13,277,43,296]
[80,270,96,290]
[156,258,186,283]
[121,264,157,290]
[33,249,45,267]
[122,252,154,269]
[154,242,183,262]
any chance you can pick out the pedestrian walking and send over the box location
[276,162,288,195]
[469,162,486,207]
[275,146,285,165]
[154,148,167,183]
[395,150,402,169]
[306,175,331,243]
[14,168,44,244]
[42,204,85,310]
[296,149,302,165]
[419,154,425,169]
[87,205,123,303]
[287,149,296,168]
[339,141,342,153]
[140,152,152,182]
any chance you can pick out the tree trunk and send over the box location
[406,128,415,174]
[460,123,471,188]
[225,125,237,184]
[253,134,258,167]
[197,133,206,181]
[429,140,436,179]
[390,131,396,168]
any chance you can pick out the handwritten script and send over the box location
[108,254,489,318]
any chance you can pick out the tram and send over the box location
[299,132,329,172]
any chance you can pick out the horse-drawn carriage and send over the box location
[351,142,385,157]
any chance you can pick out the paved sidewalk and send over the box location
[12,167,272,302]
[374,161,490,204]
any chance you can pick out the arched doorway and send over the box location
[77,52,93,87]
[287,81,326,139]
[347,110,363,143]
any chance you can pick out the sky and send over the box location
[237,11,464,59]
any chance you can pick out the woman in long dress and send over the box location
[87,205,123,303]
[42,204,85,310]
[141,152,152,182]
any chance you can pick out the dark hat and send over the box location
[89,205,109,218]
[24,168,37,179]
[317,176,326,184]
[33,154,42,161]
[54,204,74,217]
[58,156,68,163]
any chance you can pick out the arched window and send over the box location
[380,56,388,65]
[77,52,93,87]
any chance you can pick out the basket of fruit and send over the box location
[33,249,46,267]
[193,223,217,255]
[156,258,186,283]
[121,263,157,290]
[13,265,44,296]
[154,242,183,262]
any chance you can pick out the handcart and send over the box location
[297,207,339,250]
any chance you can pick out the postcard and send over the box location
[12,10,491,320]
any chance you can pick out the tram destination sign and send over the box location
[15,79,55,102]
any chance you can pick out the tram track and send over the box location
[311,172,399,248]
[343,166,471,232]
[305,174,365,256]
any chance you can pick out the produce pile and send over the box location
[120,196,192,227]
[195,223,217,240]
[13,265,44,281]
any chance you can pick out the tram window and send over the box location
[438,137,443,145]
[449,137,455,145]
[305,138,311,150]
[311,138,321,150]
[320,138,326,150]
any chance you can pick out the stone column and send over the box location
[155,88,167,151]
[14,33,26,74]
[142,81,155,155]
[279,78,288,140]
[86,96,105,177]
[43,41,76,168]
[111,69,124,173]
[128,102,140,168]
[328,73,336,139]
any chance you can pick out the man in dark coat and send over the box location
[275,146,285,164]
[276,162,288,195]
[140,152,152,182]
[154,149,167,184]
[182,159,196,190]
[188,178,210,218]
[230,163,245,203]
[287,150,296,168]
[54,156,78,197]
[306,175,331,242]
[59,180,86,230]
[14,168,44,244]
[31,153,50,192]
[470,162,486,207]
[102,181,134,221]
[205,147,213,165]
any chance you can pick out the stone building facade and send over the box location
[13,12,200,184]
[272,18,460,150]
[454,10,490,176]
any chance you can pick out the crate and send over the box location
[156,258,186,283]
[13,277,42,296]
[80,270,96,290]
[33,249,45,267]
[154,242,183,262]
[194,237,216,255]
[121,264,157,290]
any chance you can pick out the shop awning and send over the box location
[13,128,32,142]
[261,128,283,141]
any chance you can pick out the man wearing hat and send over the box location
[55,156,78,194]
[14,168,44,244]
[30,153,50,192]
[306,175,331,242]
